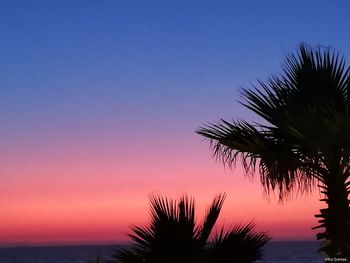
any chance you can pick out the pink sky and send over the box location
[1,134,322,246]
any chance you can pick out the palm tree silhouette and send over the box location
[197,43,350,257]
[107,193,269,263]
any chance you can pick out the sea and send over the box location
[0,241,325,263]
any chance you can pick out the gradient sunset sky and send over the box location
[2,0,350,246]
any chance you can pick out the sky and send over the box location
[1,0,350,246]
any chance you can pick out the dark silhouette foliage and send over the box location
[107,193,269,263]
[197,43,350,257]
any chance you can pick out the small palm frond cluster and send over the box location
[209,222,269,262]
[197,43,350,257]
[107,193,269,263]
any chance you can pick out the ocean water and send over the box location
[0,242,323,263]
[258,241,323,263]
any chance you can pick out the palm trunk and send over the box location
[313,157,350,258]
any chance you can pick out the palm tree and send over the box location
[107,193,269,263]
[197,43,350,257]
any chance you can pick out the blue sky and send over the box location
[2,1,350,135]
[2,0,350,160]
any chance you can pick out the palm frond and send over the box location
[199,193,226,246]
[210,222,270,263]
[197,120,315,198]
[128,225,153,251]
[111,195,202,263]
[197,120,269,170]
[149,194,178,223]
